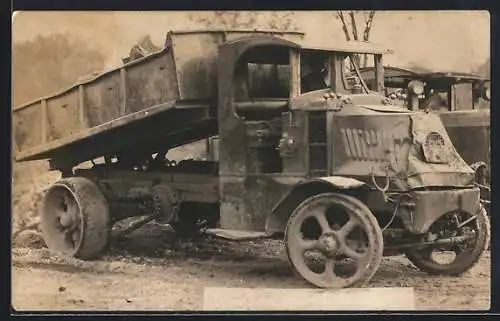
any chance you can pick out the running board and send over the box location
[204,229,272,241]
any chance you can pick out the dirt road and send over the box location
[12,223,491,311]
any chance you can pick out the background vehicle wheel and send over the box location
[285,192,384,289]
[41,177,110,260]
[405,206,489,276]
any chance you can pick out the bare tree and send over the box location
[348,11,359,41]
[336,11,376,67]
[337,11,351,41]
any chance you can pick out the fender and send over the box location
[313,176,367,189]
[265,176,368,235]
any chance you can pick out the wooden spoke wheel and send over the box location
[285,193,384,289]
[41,177,110,260]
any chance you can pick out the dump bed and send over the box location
[13,29,304,164]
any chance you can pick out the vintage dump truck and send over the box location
[13,30,489,289]
[359,66,491,210]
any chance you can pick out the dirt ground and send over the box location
[11,222,491,312]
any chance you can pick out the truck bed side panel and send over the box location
[171,33,220,101]
[125,50,179,113]
[84,73,123,127]
[13,46,179,161]
[13,102,44,151]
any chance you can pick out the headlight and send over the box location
[408,80,425,95]
[422,132,448,164]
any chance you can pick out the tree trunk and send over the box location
[337,11,351,41]
[363,11,376,41]
[349,11,359,40]
[362,11,376,68]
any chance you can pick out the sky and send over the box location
[12,11,490,72]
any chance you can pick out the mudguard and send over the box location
[265,176,367,235]
[313,176,367,189]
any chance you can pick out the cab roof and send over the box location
[208,29,392,55]
[300,41,393,55]
[360,65,489,82]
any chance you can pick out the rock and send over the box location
[13,229,45,249]
[107,261,125,272]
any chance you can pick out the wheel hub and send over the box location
[458,227,477,250]
[57,198,77,229]
[58,214,73,229]
[318,232,339,257]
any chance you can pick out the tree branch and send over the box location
[349,11,359,41]
[363,11,376,41]
[362,11,376,67]
[337,11,351,41]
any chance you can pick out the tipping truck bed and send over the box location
[12,29,304,167]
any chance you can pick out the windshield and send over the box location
[300,51,330,93]
[300,52,377,95]
[341,54,372,94]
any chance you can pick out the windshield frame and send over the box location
[346,54,370,93]
[339,53,384,95]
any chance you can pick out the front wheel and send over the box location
[285,193,384,289]
[405,206,489,276]
[41,177,111,260]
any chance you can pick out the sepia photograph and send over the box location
[11,10,491,312]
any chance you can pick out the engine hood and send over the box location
[288,89,475,189]
[290,90,410,114]
[330,108,475,190]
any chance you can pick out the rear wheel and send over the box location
[405,206,489,276]
[285,193,384,289]
[41,177,110,260]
